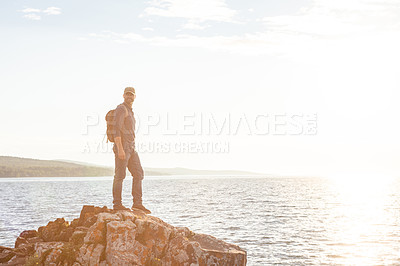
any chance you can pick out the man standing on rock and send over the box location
[112,87,151,214]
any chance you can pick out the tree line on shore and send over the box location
[0,156,113,177]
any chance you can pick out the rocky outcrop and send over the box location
[0,205,247,265]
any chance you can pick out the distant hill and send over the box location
[0,156,114,177]
[0,156,262,177]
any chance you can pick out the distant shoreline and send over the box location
[0,156,264,178]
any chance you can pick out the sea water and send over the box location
[1,176,400,265]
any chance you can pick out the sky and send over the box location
[0,0,399,177]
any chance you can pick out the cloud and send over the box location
[142,0,237,23]
[23,14,41,21]
[20,6,61,20]
[262,0,400,38]
[21,8,41,13]
[43,7,62,15]
[88,0,400,58]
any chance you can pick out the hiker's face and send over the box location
[124,92,135,104]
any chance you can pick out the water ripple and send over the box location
[1,176,400,265]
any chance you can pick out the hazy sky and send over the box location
[1,0,399,177]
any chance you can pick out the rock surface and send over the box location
[0,205,247,265]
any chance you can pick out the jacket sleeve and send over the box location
[114,105,126,138]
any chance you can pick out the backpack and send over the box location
[105,105,128,142]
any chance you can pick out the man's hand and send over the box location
[115,136,125,160]
[118,149,126,160]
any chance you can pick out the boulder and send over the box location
[106,220,149,265]
[15,230,41,248]
[0,247,15,264]
[76,243,105,265]
[38,218,70,242]
[6,205,246,265]
[34,242,64,264]
[70,230,86,246]
[134,215,174,258]
[19,230,38,239]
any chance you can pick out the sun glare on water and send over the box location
[329,172,396,197]
[324,173,399,265]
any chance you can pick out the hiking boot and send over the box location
[113,204,130,211]
[132,204,151,214]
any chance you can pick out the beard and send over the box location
[125,97,134,104]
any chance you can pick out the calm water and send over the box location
[1,175,400,265]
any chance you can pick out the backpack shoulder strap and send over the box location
[118,104,129,118]
[122,104,129,118]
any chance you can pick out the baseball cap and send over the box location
[124,87,136,95]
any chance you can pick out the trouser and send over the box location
[112,142,144,206]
